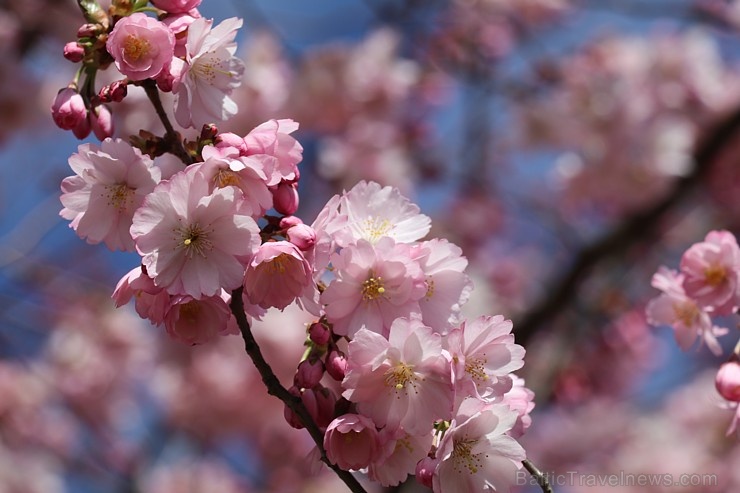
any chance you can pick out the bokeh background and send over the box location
[1,0,740,491]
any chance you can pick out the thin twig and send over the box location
[229,287,368,493]
[514,106,740,347]
[140,79,194,164]
[523,459,554,493]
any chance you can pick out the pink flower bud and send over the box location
[51,88,87,130]
[63,42,85,62]
[77,23,100,38]
[99,80,128,103]
[279,215,303,229]
[325,349,348,381]
[287,223,316,251]
[283,385,336,430]
[294,359,324,389]
[273,181,299,215]
[415,456,437,488]
[90,105,114,140]
[284,386,305,429]
[155,66,175,92]
[72,114,91,139]
[151,0,202,14]
[308,322,330,346]
[716,361,740,402]
[215,132,248,155]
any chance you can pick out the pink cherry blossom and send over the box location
[243,119,303,185]
[432,398,526,493]
[502,375,535,438]
[680,229,740,315]
[321,238,427,338]
[412,239,472,333]
[173,17,245,128]
[243,241,315,311]
[446,315,525,401]
[106,13,175,81]
[324,413,381,470]
[163,292,234,345]
[130,166,260,298]
[286,223,316,251]
[342,318,454,435]
[368,427,434,487]
[112,266,169,324]
[198,145,273,217]
[60,138,161,252]
[646,266,728,355]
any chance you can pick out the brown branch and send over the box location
[523,459,554,493]
[514,105,740,347]
[229,287,368,493]
[140,79,194,165]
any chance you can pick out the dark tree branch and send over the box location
[229,287,368,493]
[141,79,194,165]
[523,459,554,493]
[514,106,740,347]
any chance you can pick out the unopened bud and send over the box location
[77,23,100,38]
[716,361,740,402]
[294,359,324,389]
[308,322,330,346]
[279,215,303,229]
[90,105,114,140]
[415,456,437,488]
[287,223,316,251]
[72,115,91,139]
[200,123,219,142]
[273,181,299,215]
[325,349,347,381]
[51,87,87,130]
[215,132,247,155]
[63,42,85,63]
[99,80,128,103]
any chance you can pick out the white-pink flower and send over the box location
[646,266,728,355]
[324,414,381,471]
[502,375,535,439]
[243,119,303,185]
[198,145,273,217]
[163,292,235,345]
[342,318,454,435]
[60,138,161,251]
[106,13,175,81]
[112,266,170,324]
[432,398,525,493]
[412,239,473,334]
[243,241,316,310]
[321,238,427,338]
[173,17,245,128]
[680,230,740,315]
[130,166,260,298]
[368,428,434,487]
[445,315,525,401]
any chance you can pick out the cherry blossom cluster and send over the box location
[53,1,536,492]
[647,230,740,437]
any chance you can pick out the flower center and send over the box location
[384,362,417,391]
[123,35,151,62]
[104,183,135,210]
[266,253,291,274]
[673,301,699,327]
[362,275,385,301]
[452,437,484,475]
[362,217,393,242]
[178,224,213,258]
[425,277,435,300]
[214,169,241,188]
[704,264,727,287]
[465,356,488,383]
[192,57,235,84]
[179,301,200,322]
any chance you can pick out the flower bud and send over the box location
[279,215,302,229]
[325,349,348,381]
[72,116,91,139]
[51,88,87,130]
[294,359,324,389]
[90,105,114,140]
[284,386,305,429]
[415,456,437,488]
[287,223,316,251]
[63,42,85,63]
[283,385,336,430]
[272,181,299,215]
[77,23,100,38]
[716,361,740,402]
[215,132,247,154]
[99,80,128,104]
[308,322,330,346]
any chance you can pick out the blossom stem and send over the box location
[523,459,554,493]
[141,79,194,165]
[229,287,368,493]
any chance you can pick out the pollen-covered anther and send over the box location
[704,264,727,287]
[465,356,488,382]
[178,224,213,258]
[104,183,135,210]
[362,275,386,301]
[384,362,417,391]
[214,169,241,188]
[452,438,483,475]
[673,301,699,327]
[123,34,150,61]
[363,217,393,242]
